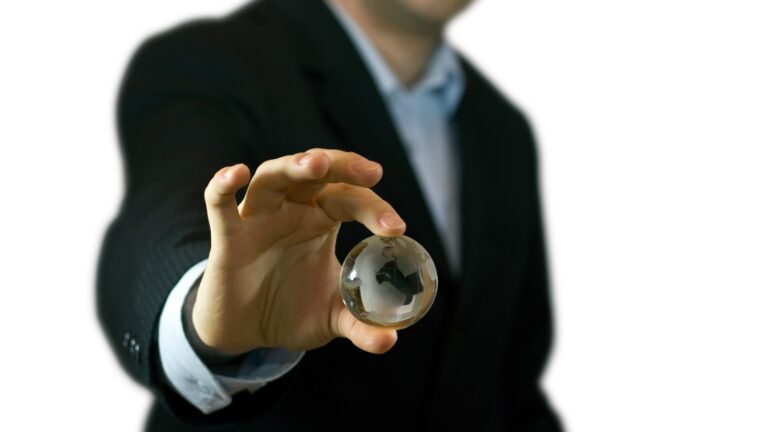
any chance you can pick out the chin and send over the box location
[396,0,474,28]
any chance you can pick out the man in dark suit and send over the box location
[97,0,562,430]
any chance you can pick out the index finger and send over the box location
[240,149,383,215]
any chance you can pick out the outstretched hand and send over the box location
[193,149,406,356]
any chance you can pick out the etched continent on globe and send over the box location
[340,235,438,329]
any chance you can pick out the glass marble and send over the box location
[340,235,438,329]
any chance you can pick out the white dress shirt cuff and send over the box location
[158,259,304,414]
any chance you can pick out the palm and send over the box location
[227,200,344,351]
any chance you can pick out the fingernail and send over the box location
[297,154,313,166]
[350,159,381,173]
[221,166,234,180]
[379,212,405,229]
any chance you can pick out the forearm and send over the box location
[96,182,211,386]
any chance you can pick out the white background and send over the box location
[1,0,766,430]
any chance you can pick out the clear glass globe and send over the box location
[340,235,438,329]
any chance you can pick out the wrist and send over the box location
[183,276,247,366]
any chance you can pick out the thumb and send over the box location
[332,302,398,354]
[204,164,250,237]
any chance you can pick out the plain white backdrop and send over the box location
[1,0,766,430]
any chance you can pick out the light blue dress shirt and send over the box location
[158,1,466,414]
[327,0,465,272]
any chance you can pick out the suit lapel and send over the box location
[276,0,454,289]
[451,68,495,323]
[314,81,454,283]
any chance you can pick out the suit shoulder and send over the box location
[459,55,535,139]
[120,1,286,86]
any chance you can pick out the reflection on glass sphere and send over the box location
[340,235,438,329]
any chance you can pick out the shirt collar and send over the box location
[325,0,465,114]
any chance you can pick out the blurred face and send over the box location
[362,0,474,34]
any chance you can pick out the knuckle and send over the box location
[358,189,383,205]
[253,160,271,177]
[343,151,362,160]
[204,184,221,205]
[359,193,381,207]
[255,156,292,178]
[335,183,356,194]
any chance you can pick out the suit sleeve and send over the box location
[96,28,294,426]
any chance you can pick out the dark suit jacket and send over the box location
[97,0,562,430]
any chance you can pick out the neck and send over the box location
[333,0,442,88]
